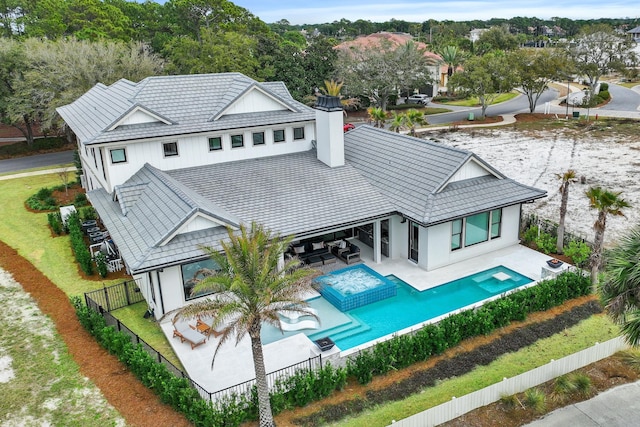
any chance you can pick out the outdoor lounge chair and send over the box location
[172,317,206,350]
[332,242,361,264]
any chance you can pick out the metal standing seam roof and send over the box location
[343,126,546,224]
[56,73,315,145]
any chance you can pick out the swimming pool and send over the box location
[262,265,533,351]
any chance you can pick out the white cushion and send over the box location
[312,242,324,250]
[293,245,305,254]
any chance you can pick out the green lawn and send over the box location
[438,92,518,107]
[330,314,619,427]
[0,173,177,363]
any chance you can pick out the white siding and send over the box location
[223,89,288,115]
[95,122,316,192]
[425,204,521,270]
[448,159,492,183]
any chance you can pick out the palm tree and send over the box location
[586,187,630,288]
[600,225,640,345]
[403,109,428,136]
[389,111,405,133]
[439,45,464,77]
[367,106,388,128]
[556,169,578,254]
[176,222,317,427]
[320,79,359,112]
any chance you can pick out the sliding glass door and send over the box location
[409,221,419,263]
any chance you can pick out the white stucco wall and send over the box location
[388,215,407,259]
[424,204,521,270]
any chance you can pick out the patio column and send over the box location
[373,220,382,264]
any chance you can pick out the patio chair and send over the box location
[172,316,206,350]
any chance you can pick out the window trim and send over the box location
[293,127,305,140]
[231,134,244,148]
[451,208,502,252]
[109,148,127,164]
[273,129,285,143]
[163,141,179,157]
[208,136,222,151]
[252,131,265,146]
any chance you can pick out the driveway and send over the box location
[599,83,640,111]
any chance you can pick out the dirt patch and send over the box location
[0,240,191,427]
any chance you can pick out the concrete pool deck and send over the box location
[160,243,571,397]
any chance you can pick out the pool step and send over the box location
[329,323,371,343]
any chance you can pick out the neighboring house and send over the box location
[469,28,488,43]
[628,26,640,42]
[334,32,445,96]
[57,73,546,319]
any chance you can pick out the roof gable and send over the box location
[107,104,175,131]
[437,156,504,193]
[159,211,232,246]
[211,84,293,121]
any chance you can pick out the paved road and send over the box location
[427,88,559,124]
[524,380,640,427]
[0,150,74,174]
[599,83,640,111]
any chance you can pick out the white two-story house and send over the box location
[57,72,546,319]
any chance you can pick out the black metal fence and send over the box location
[84,279,145,312]
[84,285,323,403]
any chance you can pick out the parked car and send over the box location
[406,94,430,105]
[343,123,355,132]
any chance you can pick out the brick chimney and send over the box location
[314,95,344,168]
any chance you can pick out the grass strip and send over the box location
[292,301,612,426]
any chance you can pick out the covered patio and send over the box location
[159,244,569,397]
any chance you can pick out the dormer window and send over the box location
[163,142,178,157]
[231,134,244,148]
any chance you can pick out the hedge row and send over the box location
[72,296,347,426]
[67,212,93,275]
[347,271,591,384]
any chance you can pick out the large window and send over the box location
[163,142,178,157]
[110,148,127,164]
[231,134,244,148]
[273,129,285,143]
[293,127,305,140]
[208,137,222,151]
[182,258,219,300]
[451,209,502,251]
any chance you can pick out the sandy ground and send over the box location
[430,128,640,247]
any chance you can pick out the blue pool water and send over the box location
[261,265,533,351]
[315,265,397,311]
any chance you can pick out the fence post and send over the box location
[124,280,131,306]
[103,285,111,312]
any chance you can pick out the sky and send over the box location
[180,1,639,25]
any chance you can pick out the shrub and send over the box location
[67,212,94,275]
[47,212,63,235]
[74,192,88,207]
[36,187,53,200]
[535,232,556,254]
[552,375,576,401]
[95,252,108,278]
[79,206,98,220]
[521,225,539,244]
[564,240,591,267]
[572,372,592,396]
[499,393,521,409]
[599,82,609,92]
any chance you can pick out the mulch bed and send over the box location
[0,240,191,427]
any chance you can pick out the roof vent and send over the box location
[315,95,343,112]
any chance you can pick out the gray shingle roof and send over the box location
[166,150,396,237]
[57,73,315,145]
[87,163,241,272]
[344,126,545,224]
